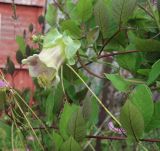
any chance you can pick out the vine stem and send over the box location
[67,64,121,126]
[98,30,121,55]
[77,52,104,79]
[98,50,141,59]
[79,50,141,68]
[77,50,141,78]
[11,124,14,150]
[53,0,69,18]
[61,66,68,102]
[86,135,160,143]
[138,4,154,19]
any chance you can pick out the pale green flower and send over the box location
[22,28,81,87]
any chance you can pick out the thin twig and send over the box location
[98,50,141,59]
[11,0,18,20]
[32,125,58,130]
[53,0,69,18]
[151,32,160,39]
[151,87,160,91]
[138,4,154,19]
[98,30,121,55]
[77,52,104,79]
[87,135,160,143]
[79,50,141,68]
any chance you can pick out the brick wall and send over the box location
[0,1,45,91]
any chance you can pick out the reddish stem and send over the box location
[87,135,160,143]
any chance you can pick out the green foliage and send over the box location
[59,103,78,140]
[82,98,92,121]
[16,50,24,64]
[46,4,57,26]
[60,137,82,151]
[28,23,34,32]
[147,59,160,85]
[0,121,11,149]
[61,20,81,38]
[52,131,64,151]
[45,84,63,126]
[135,38,160,52]
[146,101,160,131]
[120,100,144,141]
[16,35,26,55]
[112,0,137,24]
[116,52,142,72]
[87,27,99,44]
[68,108,86,142]
[105,74,132,92]
[70,0,93,23]
[5,57,15,75]
[116,44,143,72]
[0,91,5,111]
[129,85,154,129]
[94,0,117,38]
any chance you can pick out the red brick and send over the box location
[0,1,45,92]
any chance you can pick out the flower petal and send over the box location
[22,54,56,77]
[39,45,65,70]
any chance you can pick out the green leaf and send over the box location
[16,35,26,55]
[120,101,144,141]
[16,50,24,64]
[38,15,45,25]
[60,137,82,151]
[45,91,54,126]
[65,0,75,14]
[52,131,63,151]
[87,27,99,44]
[94,0,118,38]
[147,59,160,85]
[45,4,57,26]
[66,85,77,101]
[158,0,160,12]
[28,23,34,32]
[135,38,160,52]
[70,0,93,23]
[0,121,11,148]
[52,84,64,114]
[137,69,150,76]
[146,101,160,131]
[68,108,86,142]
[116,52,142,72]
[0,91,5,111]
[105,74,132,92]
[25,45,31,57]
[59,103,78,140]
[112,0,137,24]
[6,57,15,75]
[61,20,81,38]
[82,99,92,121]
[129,84,154,128]
[90,97,100,124]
